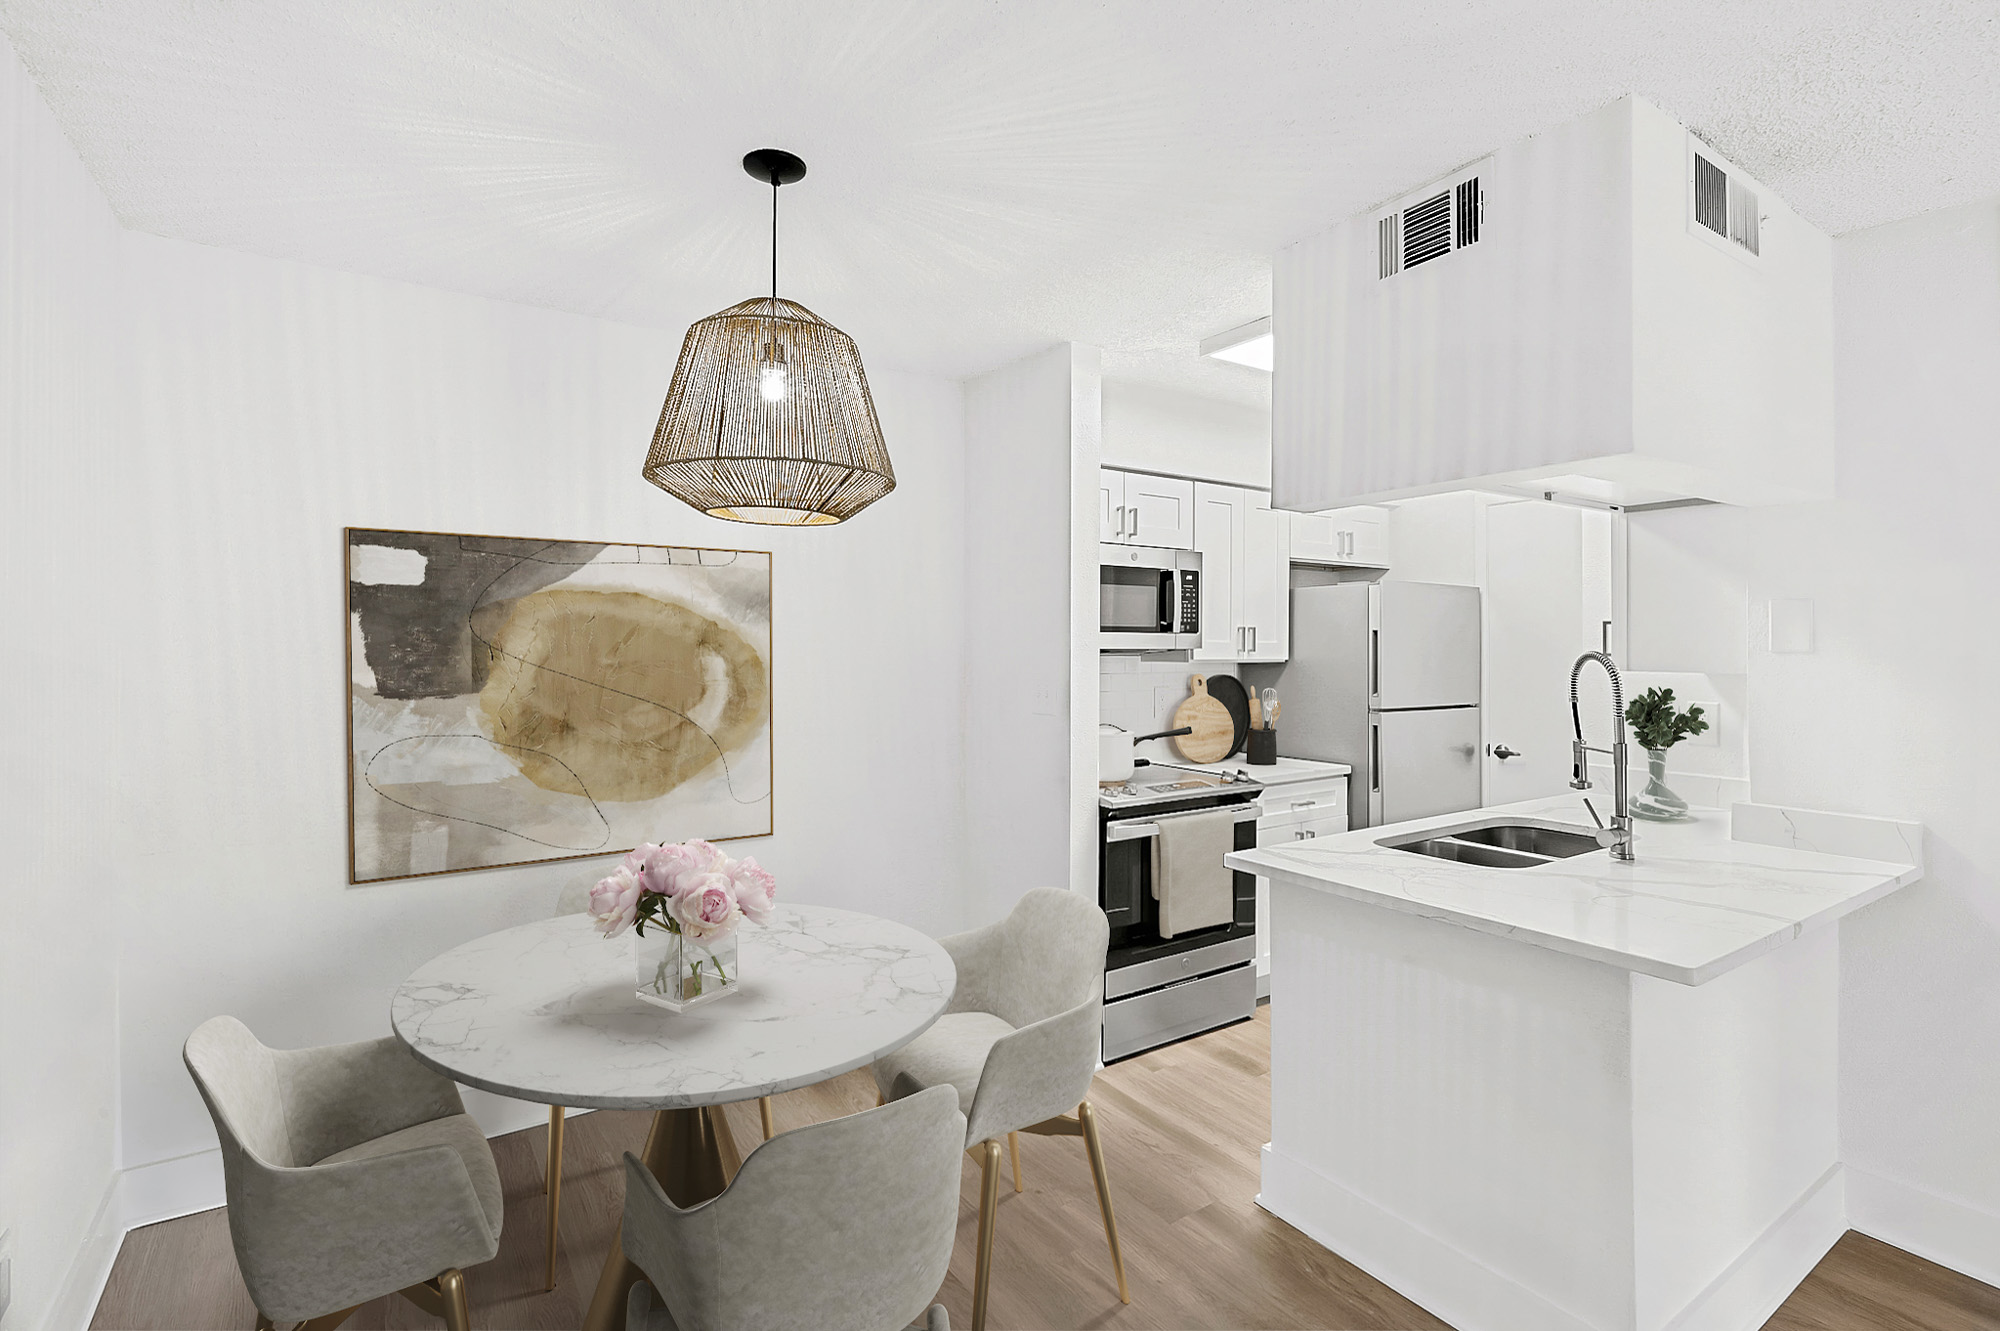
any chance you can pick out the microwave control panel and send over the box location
[1178,570,1200,633]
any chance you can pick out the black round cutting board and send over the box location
[1205,674,1251,759]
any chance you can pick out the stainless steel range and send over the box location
[1098,766,1261,1061]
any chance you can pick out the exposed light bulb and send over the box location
[759,362,788,404]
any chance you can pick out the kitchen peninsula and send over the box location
[1228,796,1923,1331]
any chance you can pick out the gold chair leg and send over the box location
[1077,1100,1130,1304]
[759,1095,775,1140]
[1008,1131,1022,1192]
[545,1105,566,1291]
[296,1307,361,1331]
[439,1268,471,1331]
[254,1316,275,1331]
[972,1139,1002,1331]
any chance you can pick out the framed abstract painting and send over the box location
[345,528,772,883]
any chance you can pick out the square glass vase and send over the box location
[634,927,739,1012]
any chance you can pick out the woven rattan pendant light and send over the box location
[642,149,895,526]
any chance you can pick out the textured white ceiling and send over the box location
[5,1,1997,405]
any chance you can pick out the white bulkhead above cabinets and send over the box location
[1272,95,1835,512]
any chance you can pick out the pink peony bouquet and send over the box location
[588,839,777,944]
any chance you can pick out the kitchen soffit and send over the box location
[4,1,1996,403]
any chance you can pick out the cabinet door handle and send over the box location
[1129,503,1139,535]
[1114,504,1125,537]
[1291,799,1317,809]
[1248,626,1257,653]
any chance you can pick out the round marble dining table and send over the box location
[390,903,956,1331]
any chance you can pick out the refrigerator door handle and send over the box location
[1370,720,1381,792]
[1369,629,1380,703]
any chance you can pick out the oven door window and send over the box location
[1101,566,1170,634]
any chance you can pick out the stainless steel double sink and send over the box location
[1379,817,1606,870]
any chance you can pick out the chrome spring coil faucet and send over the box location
[1570,652,1635,861]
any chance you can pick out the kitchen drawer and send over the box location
[1103,963,1256,1062]
[1258,776,1349,819]
[1106,935,1255,1000]
[1259,804,1349,840]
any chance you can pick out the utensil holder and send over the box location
[1246,728,1278,765]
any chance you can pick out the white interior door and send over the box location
[1483,501,1602,805]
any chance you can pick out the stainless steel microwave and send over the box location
[1099,544,1201,650]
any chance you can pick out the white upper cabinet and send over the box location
[1192,485,1240,659]
[1240,495,1289,662]
[1100,469,1195,549]
[1291,505,1388,566]
[1194,483,1288,662]
[1272,96,1833,513]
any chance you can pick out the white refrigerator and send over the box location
[1258,581,1482,829]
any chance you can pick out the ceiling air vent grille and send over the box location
[1402,191,1453,268]
[1692,151,1760,256]
[1378,175,1483,279]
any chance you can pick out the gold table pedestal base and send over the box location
[580,1105,742,1331]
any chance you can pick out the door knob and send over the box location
[1490,744,1520,760]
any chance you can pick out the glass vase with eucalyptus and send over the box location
[1623,687,1709,823]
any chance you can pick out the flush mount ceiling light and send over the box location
[1200,316,1273,372]
[642,149,895,526]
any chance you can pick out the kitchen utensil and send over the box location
[1268,699,1281,726]
[1171,675,1236,763]
[1249,696,1263,730]
[1204,673,1252,757]
[1098,723,1194,784]
[1262,687,1279,720]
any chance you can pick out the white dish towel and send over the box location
[1151,808,1237,939]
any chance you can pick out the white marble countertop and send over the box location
[1227,794,1922,985]
[390,904,954,1109]
[1156,756,1352,785]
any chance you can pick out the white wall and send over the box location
[0,36,125,1331]
[1623,194,2000,1279]
[5,44,977,1312]
[103,231,971,1173]
[1100,378,1268,488]
[964,345,1094,916]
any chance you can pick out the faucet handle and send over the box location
[1571,738,1591,789]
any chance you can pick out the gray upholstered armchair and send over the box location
[870,887,1128,1331]
[184,1015,501,1331]
[622,1084,963,1331]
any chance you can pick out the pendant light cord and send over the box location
[769,175,778,304]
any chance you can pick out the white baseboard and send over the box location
[1846,1166,2000,1291]
[1661,1163,1846,1331]
[1257,1144,1599,1331]
[40,1150,222,1331]
[40,1103,585,1331]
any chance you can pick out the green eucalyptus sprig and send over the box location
[1625,686,1708,753]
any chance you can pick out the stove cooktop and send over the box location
[1098,765,1260,809]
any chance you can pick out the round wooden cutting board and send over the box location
[1172,675,1237,763]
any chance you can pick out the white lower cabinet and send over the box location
[1253,777,1349,993]
[1194,482,1290,662]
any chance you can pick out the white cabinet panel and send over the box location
[1255,789,1350,983]
[1124,473,1196,549]
[1099,469,1126,543]
[1193,483,1240,659]
[1291,505,1388,566]
[1241,496,1290,661]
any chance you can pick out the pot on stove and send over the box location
[1098,723,1194,785]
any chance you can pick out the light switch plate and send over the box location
[0,1226,13,1322]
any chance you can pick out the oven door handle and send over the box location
[1105,806,1261,843]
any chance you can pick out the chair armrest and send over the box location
[275,1035,466,1162]
[226,1145,497,1321]
[963,996,1101,1145]
[936,920,1009,1017]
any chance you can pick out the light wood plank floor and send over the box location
[92,1007,2000,1329]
